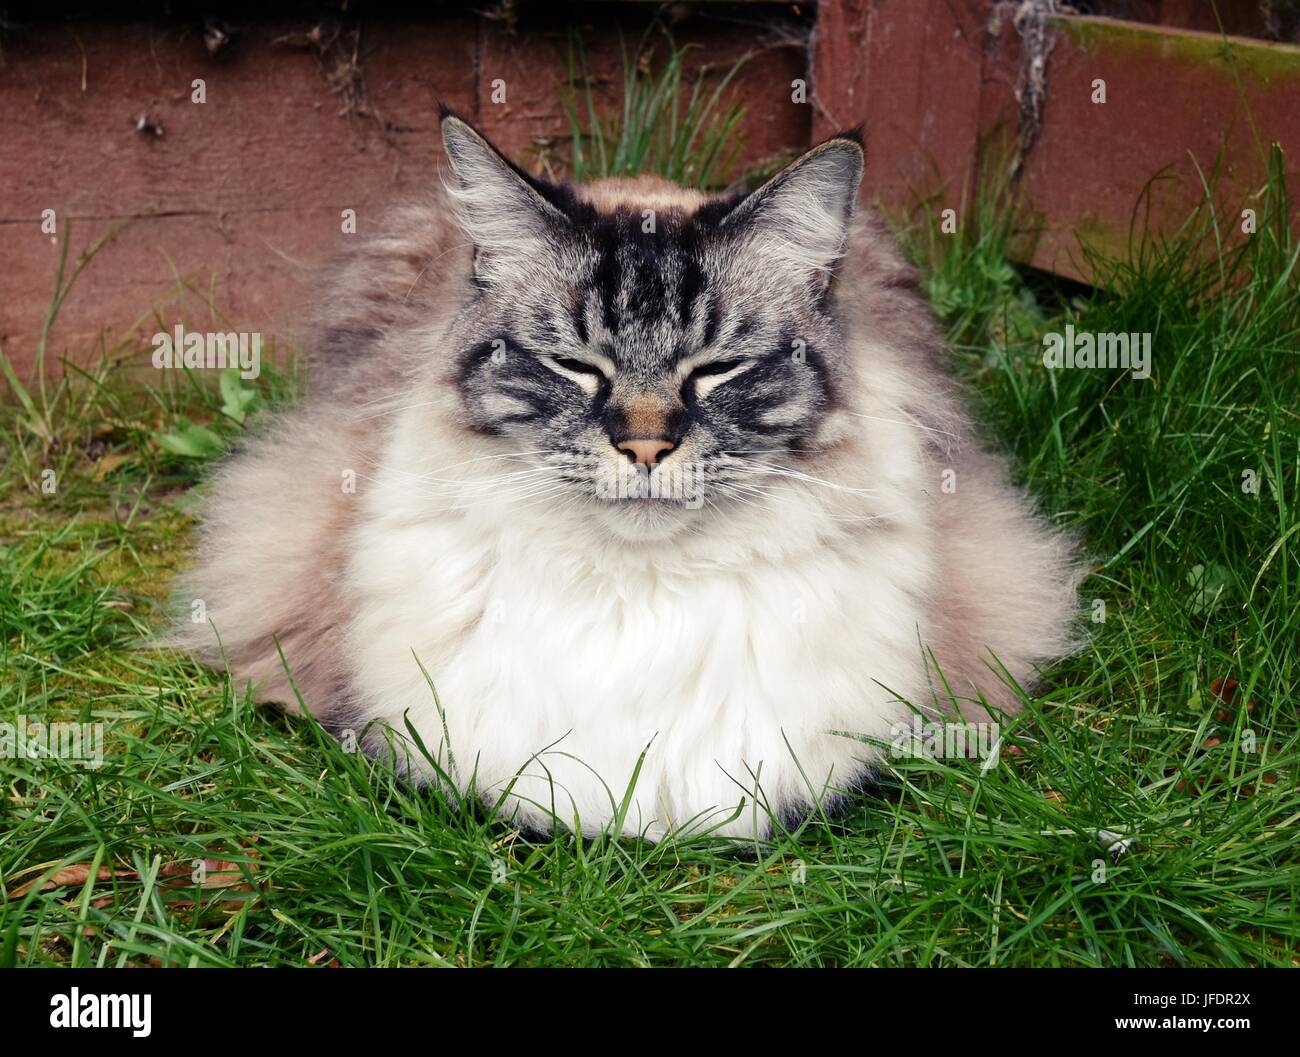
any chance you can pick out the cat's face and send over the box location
[441,114,863,541]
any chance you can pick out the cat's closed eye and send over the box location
[547,356,606,379]
[689,358,747,379]
[686,358,750,395]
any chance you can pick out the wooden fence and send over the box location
[1,1,1296,378]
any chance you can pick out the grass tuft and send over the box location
[560,22,750,189]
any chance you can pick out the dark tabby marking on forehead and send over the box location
[571,301,589,345]
[693,191,749,226]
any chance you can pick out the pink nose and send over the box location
[617,437,675,466]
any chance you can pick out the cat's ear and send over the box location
[722,132,864,295]
[440,110,569,283]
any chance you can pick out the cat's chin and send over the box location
[590,498,698,543]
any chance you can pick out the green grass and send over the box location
[559,23,751,189]
[2,125,1298,966]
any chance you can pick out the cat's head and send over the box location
[440,110,864,542]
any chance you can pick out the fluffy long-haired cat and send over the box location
[173,109,1080,840]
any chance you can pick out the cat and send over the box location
[171,109,1081,840]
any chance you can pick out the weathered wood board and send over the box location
[0,7,809,376]
[813,1,1300,283]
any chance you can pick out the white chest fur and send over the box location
[347,521,933,836]
[343,414,936,839]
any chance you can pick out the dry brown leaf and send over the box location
[159,857,255,889]
[307,949,340,967]
[157,856,261,912]
[7,864,138,901]
[1210,677,1257,722]
[91,451,131,481]
[1210,677,1240,704]
[8,853,261,915]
